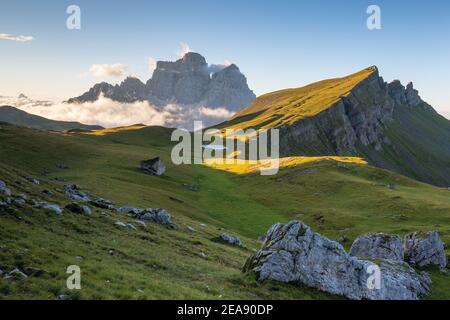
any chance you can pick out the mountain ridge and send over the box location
[0,105,103,131]
[220,66,450,187]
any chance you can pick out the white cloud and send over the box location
[89,64,128,77]
[0,33,34,42]
[198,106,234,118]
[177,42,191,58]
[0,94,236,129]
[148,57,157,73]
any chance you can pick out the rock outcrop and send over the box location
[244,221,431,300]
[404,231,447,270]
[220,233,245,247]
[140,157,166,176]
[349,233,404,261]
[68,52,256,111]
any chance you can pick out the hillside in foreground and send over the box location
[221,67,450,187]
[0,124,449,299]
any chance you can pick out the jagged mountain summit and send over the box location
[68,52,256,110]
[221,66,450,187]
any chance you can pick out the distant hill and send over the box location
[0,105,103,131]
[68,52,256,111]
[221,66,450,187]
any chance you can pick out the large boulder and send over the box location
[139,208,172,225]
[220,233,245,248]
[244,221,431,300]
[404,231,447,270]
[349,233,404,261]
[140,157,166,176]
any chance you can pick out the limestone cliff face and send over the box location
[68,52,256,110]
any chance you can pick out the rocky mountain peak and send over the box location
[180,52,207,69]
[69,52,256,110]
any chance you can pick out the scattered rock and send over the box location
[65,203,92,216]
[244,221,431,300]
[114,221,127,228]
[34,202,63,215]
[139,208,172,225]
[64,184,90,202]
[349,233,404,261]
[117,207,143,216]
[199,252,208,259]
[134,220,147,228]
[12,198,26,207]
[187,225,196,232]
[127,224,137,231]
[27,177,40,185]
[404,231,447,270]
[140,157,166,176]
[0,180,11,196]
[6,268,28,279]
[221,233,245,247]
[90,198,114,210]
[57,294,69,300]
[200,223,207,228]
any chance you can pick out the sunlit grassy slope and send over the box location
[224,66,377,130]
[0,123,449,299]
[204,156,367,175]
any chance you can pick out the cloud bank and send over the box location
[89,64,128,77]
[177,42,191,58]
[0,94,235,130]
[0,33,34,42]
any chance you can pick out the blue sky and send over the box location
[1,0,449,118]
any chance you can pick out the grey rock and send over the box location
[139,208,172,225]
[115,221,127,228]
[199,252,208,259]
[65,203,92,216]
[387,183,396,190]
[350,233,404,261]
[0,180,11,196]
[404,231,447,269]
[127,224,137,231]
[221,233,245,247]
[134,220,147,228]
[187,225,196,232]
[140,157,166,176]
[34,202,62,215]
[64,184,90,202]
[90,198,114,210]
[117,207,143,216]
[7,268,28,279]
[12,198,26,207]
[244,221,430,300]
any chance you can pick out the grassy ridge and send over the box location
[0,123,449,299]
[225,66,377,130]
